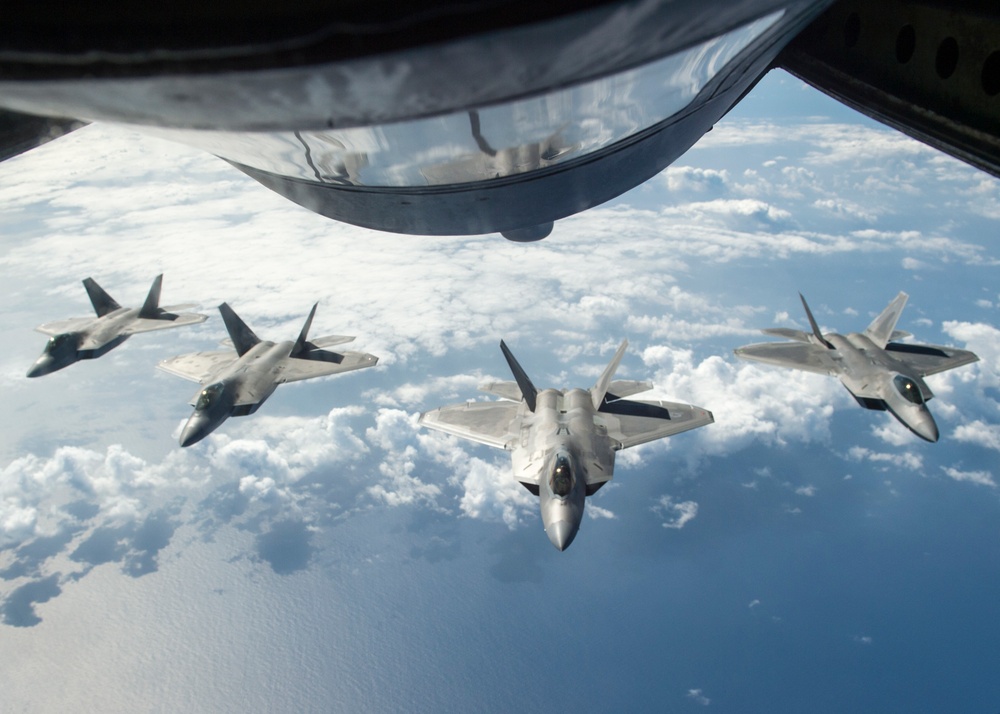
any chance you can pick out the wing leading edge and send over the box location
[885,343,980,377]
[278,351,378,383]
[603,401,714,450]
[734,341,840,376]
[418,401,521,449]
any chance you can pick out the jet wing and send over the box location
[419,401,521,449]
[278,351,377,383]
[124,313,209,334]
[157,350,236,383]
[602,401,714,450]
[885,343,980,377]
[734,342,841,376]
[34,317,94,336]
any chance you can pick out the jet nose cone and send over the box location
[915,414,940,443]
[546,520,578,551]
[26,357,54,378]
[179,414,213,447]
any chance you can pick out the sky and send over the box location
[1,69,1000,713]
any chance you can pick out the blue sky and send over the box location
[1,69,999,712]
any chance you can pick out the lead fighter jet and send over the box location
[27,274,207,378]
[419,340,713,551]
[158,303,378,447]
[734,293,979,442]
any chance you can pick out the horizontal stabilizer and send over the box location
[479,381,524,401]
[83,277,120,318]
[889,330,912,341]
[761,327,813,342]
[605,380,653,399]
[308,335,356,349]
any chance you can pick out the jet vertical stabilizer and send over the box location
[290,303,318,358]
[865,292,908,348]
[799,293,832,348]
[219,303,260,356]
[500,340,537,412]
[83,277,121,317]
[590,340,628,410]
[138,274,164,319]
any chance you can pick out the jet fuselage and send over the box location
[510,388,615,550]
[824,332,938,442]
[179,339,293,446]
[28,306,138,377]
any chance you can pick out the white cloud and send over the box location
[952,420,1000,451]
[653,496,698,529]
[871,421,915,447]
[942,322,1000,388]
[661,166,730,193]
[846,447,923,472]
[587,505,617,520]
[686,689,711,706]
[941,466,996,488]
[0,443,203,546]
[641,347,841,453]
[795,485,817,497]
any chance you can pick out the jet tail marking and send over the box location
[500,340,537,412]
[799,293,833,349]
[219,303,260,357]
[138,274,164,319]
[83,277,121,317]
[864,292,908,348]
[590,340,628,410]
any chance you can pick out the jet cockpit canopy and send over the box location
[46,332,78,352]
[892,374,925,405]
[551,456,573,497]
[196,382,226,411]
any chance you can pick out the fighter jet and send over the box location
[734,293,979,442]
[158,303,378,447]
[27,274,207,378]
[419,340,713,551]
